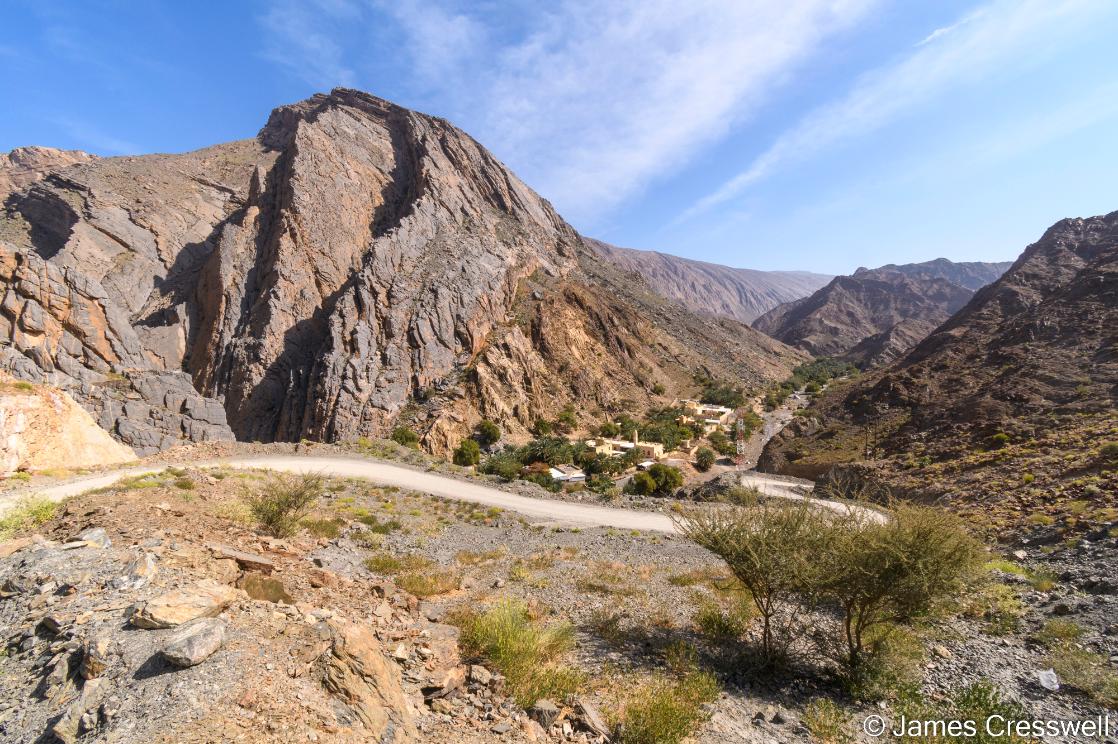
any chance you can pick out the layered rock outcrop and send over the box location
[0,90,804,455]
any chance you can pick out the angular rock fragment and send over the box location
[161,617,226,667]
[130,579,239,629]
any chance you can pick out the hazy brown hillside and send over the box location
[861,257,1012,290]
[0,89,804,456]
[588,239,831,323]
[752,268,975,366]
[760,212,1118,523]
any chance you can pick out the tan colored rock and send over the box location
[0,536,32,558]
[0,375,134,476]
[322,619,417,742]
[80,634,113,679]
[207,542,275,574]
[130,579,239,629]
[161,617,226,667]
[50,677,107,744]
[237,572,292,604]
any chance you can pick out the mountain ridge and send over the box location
[752,257,1011,367]
[588,239,832,323]
[0,88,806,456]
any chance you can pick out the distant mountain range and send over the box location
[588,239,833,323]
[753,258,1012,367]
[760,211,1117,515]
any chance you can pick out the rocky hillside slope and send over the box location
[752,258,1010,367]
[588,239,831,323]
[0,90,804,457]
[760,212,1117,519]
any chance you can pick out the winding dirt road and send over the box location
[0,455,885,532]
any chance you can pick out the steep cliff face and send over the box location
[751,257,1013,367]
[0,90,804,455]
[589,239,831,323]
[187,91,581,444]
[760,213,1118,500]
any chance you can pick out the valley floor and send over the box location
[0,441,1113,743]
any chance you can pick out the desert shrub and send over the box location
[707,430,736,457]
[0,496,57,539]
[628,471,657,496]
[840,625,924,702]
[480,451,522,481]
[700,381,745,408]
[651,382,666,395]
[396,570,460,598]
[247,473,324,537]
[390,426,419,447]
[821,505,982,670]
[1044,646,1118,706]
[523,471,561,492]
[173,477,195,490]
[1098,441,1118,462]
[896,682,1031,744]
[692,596,752,641]
[694,447,716,472]
[802,699,851,744]
[553,405,578,434]
[616,670,720,744]
[364,551,431,574]
[452,439,481,466]
[960,581,1025,635]
[301,516,345,539]
[647,463,683,494]
[1034,620,1082,647]
[454,599,583,707]
[473,420,501,447]
[676,501,830,663]
[988,432,1010,450]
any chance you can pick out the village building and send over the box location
[549,464,586,483]
[677,399,736,434]
[583,432,665,461]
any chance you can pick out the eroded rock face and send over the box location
[1,89,803,454]
[322,619,417,742]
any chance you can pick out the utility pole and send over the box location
[735,408,747,469]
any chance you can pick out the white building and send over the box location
[549,464,586,483]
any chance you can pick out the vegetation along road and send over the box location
[0,455,886,529]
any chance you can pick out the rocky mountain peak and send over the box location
[0,90,802,455]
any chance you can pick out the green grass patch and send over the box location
[0,496,57,539]
[364,551,432,575]
[615,670,720,744]
[453,599,584,708]
[396,570,460,598]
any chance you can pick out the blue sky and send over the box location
[1,1,1115,274]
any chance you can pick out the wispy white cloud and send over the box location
[257,0,877,224]
[471,0,877,223]
[915,7,985,46]
[677,0,1110,224]
[377,0,485,88]
[260,0,359,88]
